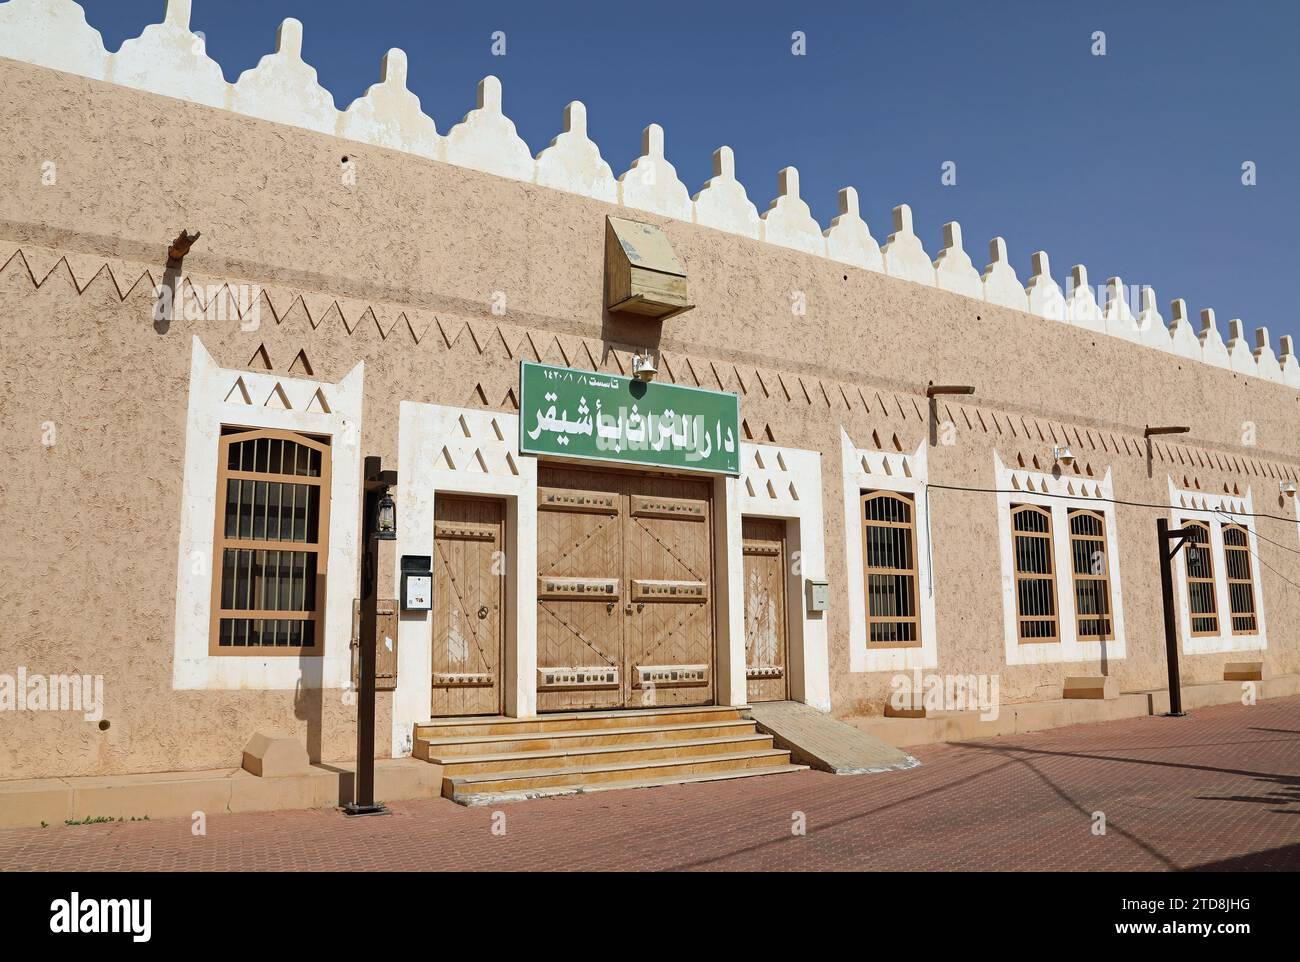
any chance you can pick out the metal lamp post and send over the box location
[344,456,397,817]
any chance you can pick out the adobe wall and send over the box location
[1,57,1297,778]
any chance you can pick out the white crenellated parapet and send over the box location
[1135,287,1172,352]
[692,146,761,239]
[1168,299,1201,358]
[981,237,1027,311]
[444,75,534,183]
[1065,265,1103,332]
[823,187,883,271]
[1253,327,1283,382]
[340,49,441,161]
[932,222,981,300]
[1198,308,1231,369]
[1225,319,1258,375]
[1279,336,1300,388]
[1025,251,1065,321]
[760,167,825,257]
[618,123,693,221]
[0,0,108,79]
[534,101,617,203]
[880,205,933,286]
[1102,276,1138,343]
[232,19,336,135]
[0,0,1288,392]
[111,0,229,110]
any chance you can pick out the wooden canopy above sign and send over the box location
[604,216,694,320]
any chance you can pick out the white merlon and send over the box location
[823,187,883,271]
[0,0,108,80]
[1135,287,1171,352]
[881,204,933,286]
[1103,276,1138,343]
[619,123,693,221]
[932,222,981,300]
[1253,326,1282,382]
[692,146,760,239]
[1065,265,1103,332]
[232,19,336,135]
[111,0,229,110]
[1198,308,1231,369]
[444,76,534,183]
[1168,299,1201,358]
[1026,251,1065,321]
[981,237,1026,312]
[760,167,825,257]
[341,49,441,161]
[1225,319,1258,375]
[1279,336,1300,388]
[0,0,1287,389]
[535,101,617,203]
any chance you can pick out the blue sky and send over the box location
[77,0,1299,344]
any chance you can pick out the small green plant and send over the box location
[64,815,116,826]
[40,821,48,828]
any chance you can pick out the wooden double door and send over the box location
[536,465,715,711]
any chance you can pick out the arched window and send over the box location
[860,491,920,647]
[1012,504,1058,642]
[1221,524,1258,634]
[1068,509,1113,640]
[210,427,331,653]
[1181,520,1218,636]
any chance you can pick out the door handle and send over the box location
[478,606,488,620]
[624,603,633,615]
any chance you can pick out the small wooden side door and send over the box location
[742,517,789,703]
[430,497,504,716]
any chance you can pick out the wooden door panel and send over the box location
[742,517,789,703]
[536,467,624,711]
[431,497,503,716]
[624,477,713,707]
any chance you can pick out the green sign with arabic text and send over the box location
[519,361,740,475]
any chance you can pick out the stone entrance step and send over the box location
[415,705,808,804]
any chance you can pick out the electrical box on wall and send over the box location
[401,555,433,611]
[805,579,829,613]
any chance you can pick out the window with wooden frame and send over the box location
[1011,504,1058,642]
[1221,523,1258,635]
[1181,520,1218,636]
[860,491,920,647]
[210,427,331,654]
[1067,509,1113,641]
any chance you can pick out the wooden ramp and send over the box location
[415,706,808,805]
[744,701,920,774]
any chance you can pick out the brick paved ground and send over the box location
[3,696,1297,871]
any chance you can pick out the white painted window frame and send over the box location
[993,452,1127,666]
[172,337,364,690]
[1167,480,1267,655]
[841,430,938,673]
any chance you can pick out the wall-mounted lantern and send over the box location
[632,350,659,382]
[1052,444,1075,467]
[374,486,397,541]
[1281,480,1296,499]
